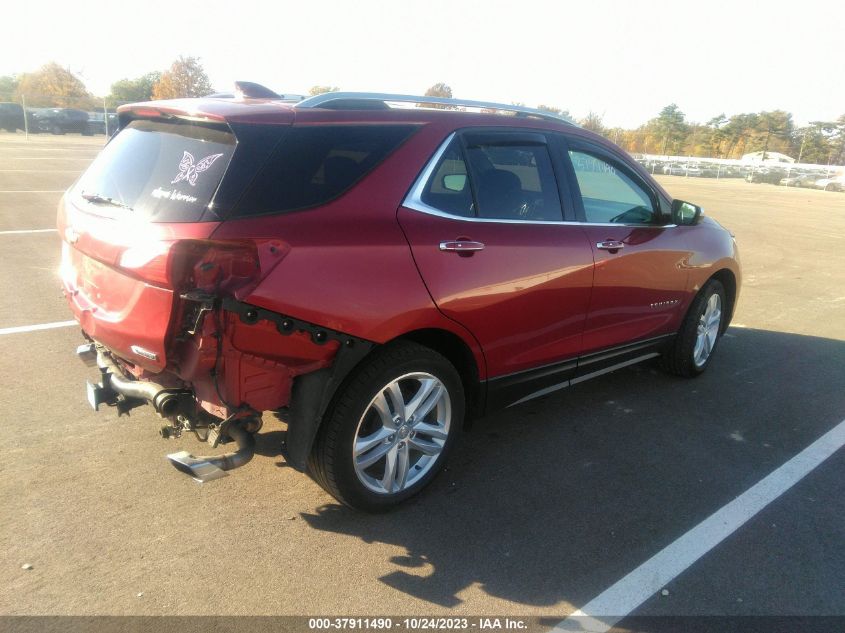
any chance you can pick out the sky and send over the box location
[1,0,843,128]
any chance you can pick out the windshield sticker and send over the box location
[171,151,224,187]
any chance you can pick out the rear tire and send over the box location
[661,279,726,377]
[308,341,464,512]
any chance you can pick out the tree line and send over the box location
[601,105,845,166]
[1,64,842,165]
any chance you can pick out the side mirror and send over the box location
[442,174,467,192]
[671,199,702,225]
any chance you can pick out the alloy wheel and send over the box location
[352,372,451,495]
[693,293,722,367]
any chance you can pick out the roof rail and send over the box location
[294,92,575,124]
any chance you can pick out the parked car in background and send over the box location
[662,163,686,175]
[29,108,89,134]
[60,86,741,510]
[0,102,25,132]
[779,173,821,187]
[719,166,742,178]
[811,176,844,192]
[745,168,788,184]
[683,164,703,177]
[83,112,120,136]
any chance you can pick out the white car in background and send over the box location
[812,176,844,192]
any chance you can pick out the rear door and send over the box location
[557,137,690,356]
[398,130,595,406]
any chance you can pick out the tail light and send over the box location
[118,239,282,298]
[118,241,174,285]
[175,240,262,297]
[118,240,254,294]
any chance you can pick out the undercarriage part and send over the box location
[91,349,194,417]
[76,343,97,366]
[166,418,257,482]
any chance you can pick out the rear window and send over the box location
[233,125,418,216]
[72,119,235,222]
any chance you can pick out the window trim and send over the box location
[403,128,576,225]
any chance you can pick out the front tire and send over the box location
[308,341,464,511]
[661,279,726,377]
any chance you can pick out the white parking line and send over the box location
[553,417,845,633]
[3,157,93,161]
[0,228,57,235]
[0,147,100,152]
[0,320,77,336]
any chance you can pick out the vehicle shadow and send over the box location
[299,327,845,609]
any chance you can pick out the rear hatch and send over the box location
[59,114,243,372]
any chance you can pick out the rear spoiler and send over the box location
[116,103,229,131]
[115,82,301,132]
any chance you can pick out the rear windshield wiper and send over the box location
[80,191,133,211]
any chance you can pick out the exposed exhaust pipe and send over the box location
[95,350,189,417]
[166,420,256,482]
[90,348,256,482]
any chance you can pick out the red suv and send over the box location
[59,87,740,510]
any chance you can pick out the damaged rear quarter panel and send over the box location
[208,122,486,376]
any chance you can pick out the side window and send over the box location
[465,141,563,221]
[421,142,474,217]
[234,125,418,216]
[568,150,657,224]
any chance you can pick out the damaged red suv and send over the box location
[59,86,740,510]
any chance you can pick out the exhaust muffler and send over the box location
[92,349,191,417]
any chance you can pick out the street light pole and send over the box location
[797,131,807,165]
[21,94,29,140]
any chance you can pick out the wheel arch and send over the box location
[393,328,483,422]
[708,268,738,333]
[286,326,484,471]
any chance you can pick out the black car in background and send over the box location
[83,112,120,136]
[29,108,89,134]
[0,102,25,132]
[745,167,788,184]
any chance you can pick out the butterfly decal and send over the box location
[171,151,224,187]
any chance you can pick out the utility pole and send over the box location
[21,94,29,140]
[796,130,807,165]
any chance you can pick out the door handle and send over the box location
[439,240,485,253]
[596,240,625,251]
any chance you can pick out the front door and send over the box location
[561,141,691,356]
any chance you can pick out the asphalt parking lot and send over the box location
[0,132,843,629]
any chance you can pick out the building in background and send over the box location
[742,151,795,163]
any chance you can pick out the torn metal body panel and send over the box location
[82,292,375,474]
